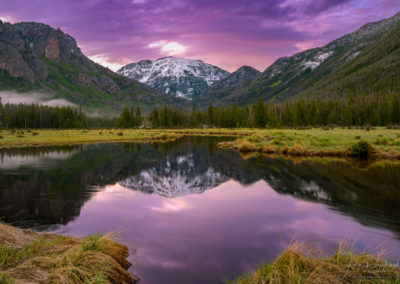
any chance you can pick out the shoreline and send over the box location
[1,221,398,283]
[0,128,399,159]
[228,241,400,283]
[218,140,400,160]
[0,222,138,283]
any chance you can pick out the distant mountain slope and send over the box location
[204,11,400,106]
[0,20,184,112]
[196,66,260,106]
[117,56,229,99]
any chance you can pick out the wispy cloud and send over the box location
[148,41,187,56]
[0,0,399,71]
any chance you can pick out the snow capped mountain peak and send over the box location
[117,56,229,99]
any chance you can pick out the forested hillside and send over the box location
[200,11,400,106]
[0,20,186,113]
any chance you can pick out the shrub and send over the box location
[350,140,372,158]
[32,132,39,136]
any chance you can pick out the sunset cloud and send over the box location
[148,41,186,56]
[0,0,398,71]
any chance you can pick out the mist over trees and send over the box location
[0,98,87,129]
[1,92,399,129]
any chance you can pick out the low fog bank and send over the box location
[0,91,76,107]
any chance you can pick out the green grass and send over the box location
[217,127,400,158]
[227,241,400,284]
[0,129,184,148]
[0,127,399,158]
[0,223,137,283]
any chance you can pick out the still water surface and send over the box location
[0,137,399,283]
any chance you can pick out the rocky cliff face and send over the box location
[0,20,183,112]
[0,21,89,82]
[117,56,230,99]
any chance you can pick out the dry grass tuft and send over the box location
[0,223,138,284]
[228,241,400,284]
[238,140,258,153]
[280,146,289,155]
[262,145,278,153]
[287,144,307,156]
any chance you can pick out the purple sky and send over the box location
[0,0,399,72]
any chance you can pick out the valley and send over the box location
[1,11,399,112]
[0,4,400,284]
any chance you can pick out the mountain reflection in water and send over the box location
[0,137,399,283]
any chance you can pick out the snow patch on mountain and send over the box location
[301,51,333,70]
[117,56,229,99]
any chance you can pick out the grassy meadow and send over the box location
[0,127,399,158]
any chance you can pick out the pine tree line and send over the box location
[118,106,143,128]
[142,93,400,128]
[0,100,87,129]
[3,92,399,129]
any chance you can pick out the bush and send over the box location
[350,140,372,158]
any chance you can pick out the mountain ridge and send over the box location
[196,65,261,106]
[196,11,400,106]
[0,20,186,112]
[117,56,230,99]
[0,11,399,112]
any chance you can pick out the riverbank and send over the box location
[0,128,250,148]
[217,127,400,159]
[0,128,399,159]
[0,223,137,283]
[228,242,400,283]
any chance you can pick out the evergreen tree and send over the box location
[207,103,214,125]
[118,106,132,128]
[135,107,143,127]
[254,98,266,128]
[160,104,170,127]
[149,108,160,127]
